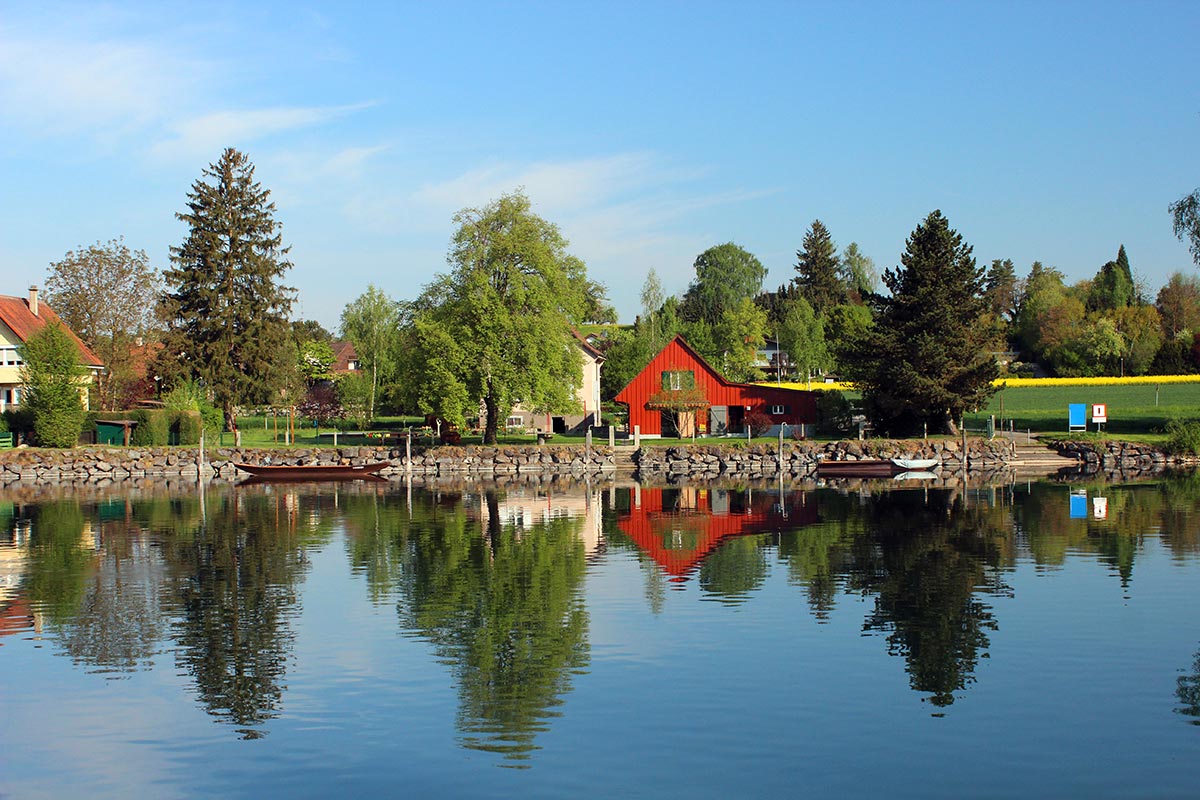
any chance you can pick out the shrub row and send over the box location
[90,410,203,446]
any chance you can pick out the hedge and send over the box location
[91,409,203,446]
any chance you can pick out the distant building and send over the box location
[614,335,816,437]
[497,331,605,435]
[331,340,360,374]
[0,286,104,412]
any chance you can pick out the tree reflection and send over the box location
[164,489,311,738]
[848,489,1008,707]
[395,488,590,765]
[25,501,95,624]
[55,501,171,673]
[1177,644,1200,725]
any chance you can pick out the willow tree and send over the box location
[408,191,592,444]
[160,148,294,433]
[846,210,997,435]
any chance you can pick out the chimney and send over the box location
[29,286,38,317]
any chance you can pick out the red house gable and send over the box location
[613,335,816,436]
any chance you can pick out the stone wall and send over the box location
[636,438,1017,481]
[1044,438,1200,477]
[0,444,616,485]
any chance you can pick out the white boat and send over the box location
[890,458,939,471]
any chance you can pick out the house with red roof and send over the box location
[613,335,816,437]
[330,340,360,375]
[0,287,104,412]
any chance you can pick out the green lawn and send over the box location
[964,382,1200,437]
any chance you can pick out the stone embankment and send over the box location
[1043,439,1200,478]
[0,444,615,484]
[636,438,1016,481]
[5,437,1195,487]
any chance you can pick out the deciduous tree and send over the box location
[407,191,592,444]
[777,297,828,384]
[340,285,403,423]
[159,148,294,434]
[1156,272,1200,339]
[18,321,88,447]
[43,237,159,410]
[680,243,767,326]
[1170,188,1200,267]
[841,242,877,301]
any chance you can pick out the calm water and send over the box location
[2,475,1199,798]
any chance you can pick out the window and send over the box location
[661,370,696,391]
[770,404,789,415]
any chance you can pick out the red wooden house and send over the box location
[613,335,817,436]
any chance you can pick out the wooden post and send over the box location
[609,425,615,447]
[406,431,412,476]
[586,428,592,464]
[633,425,640,449]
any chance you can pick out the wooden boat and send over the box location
[816,457,939,478]
[234,462,390,481]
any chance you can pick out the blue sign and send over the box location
[1068,403,1086,430]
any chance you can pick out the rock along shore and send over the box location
[0,437,1196,488]
[0,444,616,485]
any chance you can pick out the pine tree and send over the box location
[793,220,844,314]
[160,148,295,433]
[846,210,997,435]
[984,258,1018,321]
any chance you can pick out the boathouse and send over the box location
[613,335,816,437]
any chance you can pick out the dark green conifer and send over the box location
[846,210,997,435]
[793,220,844,314]
[160,148,295,433]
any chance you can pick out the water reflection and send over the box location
[2,475,1200,761]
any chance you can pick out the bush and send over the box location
[814,389,853,435]
[4,407,34,439]
[743,408,775,437]
[1164,419,1200,455]
[173,410,203,445]
[94,410,170,446]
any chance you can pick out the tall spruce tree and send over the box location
[846,210,997,435]
[793,220,844,314]
[160,148,294,433]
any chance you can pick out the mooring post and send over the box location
[634,425,640,449]
[778,424,785,470]
[586,428,592,465]
[406,432,412,476]
[609,425,615,448]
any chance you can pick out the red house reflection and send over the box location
[615,486,818,582]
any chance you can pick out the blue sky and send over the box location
[2,0,1198,331]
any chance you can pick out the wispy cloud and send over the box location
[150,103,376,161]
[0,24,196,138]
